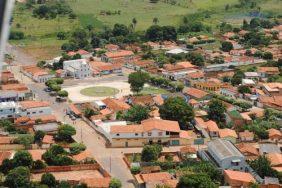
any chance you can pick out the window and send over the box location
[116,134,120,136]
[166,131,169,135]
[148,132,152,136]
[135,133,138,136]
[158,132,163,136]
[32,112,36,114]
[39,111,43,113]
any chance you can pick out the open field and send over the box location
[140,86,170,95]
[80,86,119,97]
[9,0,282,60]
[10,3,79,59]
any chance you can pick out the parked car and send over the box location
[56,96,67,102]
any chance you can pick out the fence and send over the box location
[32,163,110,178]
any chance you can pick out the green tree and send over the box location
[231,70,244,86]
[41,173,56,187]
[146,25,163,41]
[112,24,129,37]
[186,52,205,67]
[69,142,86,155]
[178,173,217,188]
[159,97,194,129]
[128,71,149,93]
[263,52,273,60]
[0,159,14,174]
[13,150,33,168]
[123,105,150,123]
[249,155,278,178]
[141,144,162,162]
[58,180,71,188]
[132,18,137,30]
[109,178,122,188]
[238,85,251,94]
[57,124,76,142]
[57,90,69,97]
[32,160,46,170]
[153,17,159,25]
[4,167,31,188]
[57,32,67,40]
[16,134,34,149]
[221,41,234,52]
[207,99,226,123]
[84,108,98,119]
[34,130,46,143]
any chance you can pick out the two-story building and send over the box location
[109,119,181,147]
[63,59,91,79]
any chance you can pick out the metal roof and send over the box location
[208,139,244,160]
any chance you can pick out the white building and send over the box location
[19,101,52,117]
[0,101,19,119]
[63,59,91,79]
[165,48,188,56]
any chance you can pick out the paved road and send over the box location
[9,63,136,187]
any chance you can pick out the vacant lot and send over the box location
[140,86,170,95]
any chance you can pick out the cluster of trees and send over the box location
[32,1,74,19]
[178,13,211,34]
[149,75,184,92]
[122,105,150,123]
[241,31,271,47]
[207,99,227,125]
[42,144,75,166]
[250,156,279,179]
[244,18,278,30]
[145,25,177,41]
[45,78,68,97]
[241,120,280,139]
[56,124,76,142]
[212,94,253,111]
[221,41,234,52]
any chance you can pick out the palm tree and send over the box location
[153,17,159,25]
[132,18,137,30]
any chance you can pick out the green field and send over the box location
[80,86,119,97]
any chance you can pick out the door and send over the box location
[125,141,128,147]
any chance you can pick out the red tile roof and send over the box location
[224,170,255,183]
[184,87,208,99]
[0,151,12,165]
[19,101,50,109]
[102,98,130,112]
[80,177,111,188]
[105,50,134,58]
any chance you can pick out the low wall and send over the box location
[0,144,25,150]
[32,163,110,177]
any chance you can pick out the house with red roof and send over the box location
[224,170,255,187]
[109,118,182,147]
[101,50,134,64]
[21,65,54,83]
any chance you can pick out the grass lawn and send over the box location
[140,86,170,95]
[80,86,119,97]
[10,3,79,60]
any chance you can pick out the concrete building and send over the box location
[200,139,247,171]
[0,101,19,119]
[63,59,91,79]
[19,101,52,117]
